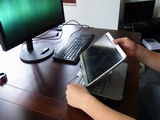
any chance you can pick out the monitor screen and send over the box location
[0,0,65,62]
[123,1,155,23]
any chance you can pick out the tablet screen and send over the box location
[80,32,126,86]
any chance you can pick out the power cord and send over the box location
[147,69,160,86]
[60,20,90,37]
[34,29,63,40]
[147,82,160,86]
[34,20,90,40]
[139,66,160,86]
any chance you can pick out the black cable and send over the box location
[34,28,63,40]
[146,69,160,86]
[152,69,160,77]
[35,29,52,38]
[67,76,78,84]
[147,82,160,86]
[35,30,63,40]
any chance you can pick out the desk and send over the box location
[0,26,141,120]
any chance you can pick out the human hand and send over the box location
[66,83,91,109]
[66,83,135,120]
[113,37,138,57]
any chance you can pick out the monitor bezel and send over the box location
[123,0,155,23]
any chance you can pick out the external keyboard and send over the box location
[52,32,95,63]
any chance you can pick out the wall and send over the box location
[63,0,121,30]
[63,0,160,30]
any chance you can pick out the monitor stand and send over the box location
[20,39,54,63]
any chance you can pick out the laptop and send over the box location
[75,32,127,100]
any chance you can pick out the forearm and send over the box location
[66,84,134,120]
[81,94,135,120]
[136,45,160,72]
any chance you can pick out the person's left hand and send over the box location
[66,83,91,109]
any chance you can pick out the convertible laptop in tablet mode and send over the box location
[75,32,127,100]
[75,32,126,86]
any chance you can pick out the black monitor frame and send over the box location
[123,0,155,23]
[0,0,65,63]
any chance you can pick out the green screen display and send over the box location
[0,0,64,50]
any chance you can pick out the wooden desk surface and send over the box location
[0,26,141,120]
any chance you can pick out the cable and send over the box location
[34,28,63,40]
[67,76,78,84]
[143,68,160,86]
[34,20,90,40]
[61,20,89,28]
[61,20,90,37]
[35,31,63,40]
[147,82,160,86]
[152,70,160,77]
[20,20,91,50]
[35,29,52,38]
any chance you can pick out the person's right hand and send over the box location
[113,37,138,58]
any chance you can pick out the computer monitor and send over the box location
[123,0,155,23]
[0,0,65,63]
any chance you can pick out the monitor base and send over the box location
[20,43,54,63]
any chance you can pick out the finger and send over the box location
[72,83,85,87]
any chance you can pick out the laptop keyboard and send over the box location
[75,63,127,100]
[87,72,112,95]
